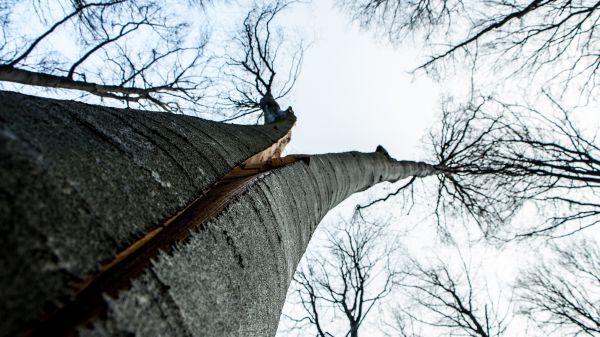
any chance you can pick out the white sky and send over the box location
[280,1,440,159]
[2,1,596,336]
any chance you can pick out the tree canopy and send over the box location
[341,0,600,100]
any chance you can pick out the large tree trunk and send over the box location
[0,91,437,336]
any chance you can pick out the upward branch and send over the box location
[417,0,546,70]
[8,1,125,66]
[517,239,600,336]
[220,0,304,124]
[342,0,600,98]
[395,255,511,337]
[285,217,400,337]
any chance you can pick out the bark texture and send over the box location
[80,152,434,337]
[0,91,294,336]
[0,90,436,336]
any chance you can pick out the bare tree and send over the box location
[394,256,512,337]
[0,0,305,117]
[340,0,600,97]
[219,0,304,123]
[387,310,423,337]
[0,0,212,112]
[425,94,600,240]
[517,239,600,337]
[283,217,399,337]
[337,0,600,241]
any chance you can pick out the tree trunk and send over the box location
[0,91,437,336]
[350,322,360,337]
[0,91,295,336]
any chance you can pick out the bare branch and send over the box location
[9,1,125,66]
[283,217,399,337]
[356,176,417,211]
[219,0,303,124]
[1,0,212,114]
[396,256,511,337]
[341,0,600,98]
[428,94,600,239]
[517,239,600,336]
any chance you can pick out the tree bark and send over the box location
[0,91,437,336]
[0,91,295,336]
[76,151,435,337]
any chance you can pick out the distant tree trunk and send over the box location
[0,91,438,336]
[351,323,360,337]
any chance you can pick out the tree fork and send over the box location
[0,91,438,336]
[0,90,295,336]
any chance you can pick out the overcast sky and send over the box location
[3,1,596,336]
[280,1,440,160]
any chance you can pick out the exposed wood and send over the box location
[0,90,300,337]
[24,154,304,337]
[242,128,293,166]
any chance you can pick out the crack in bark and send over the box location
[23,154,305,337]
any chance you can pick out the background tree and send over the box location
[516,239,600,336]
[0,0,304,118]
[392,255,512,337]
[340,0,600,99]
[284,217,399,337]
[218,0,304,123]
[0,0,215,113]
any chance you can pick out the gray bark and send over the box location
[260,93,291,124]
[80,151,435,337]
[0,91,437,336]
[0,91,294,336]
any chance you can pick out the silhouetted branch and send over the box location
[9,1,125,66]
[1,0,212,113]
[339,0,461,42]
[220,0,303,123]
[356,176,416,211]
[341,0,600,96]
[429,94,600,239]
[517,239,600,336]
[396,257,511,337]
[284,218,399,337]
